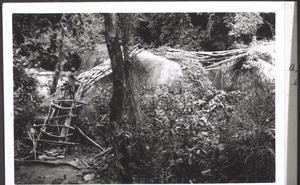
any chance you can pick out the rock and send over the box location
[133,51,183,87]
[247,41,275,80]
[83,173,95,181]
[249,59,275,80]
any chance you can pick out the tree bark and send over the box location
[105,14,126,124]
[124,61,141,126]
[119,14,141,126]
[104,13,133,183]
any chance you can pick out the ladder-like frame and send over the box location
[30,84,85,159]
[27,62,113,159]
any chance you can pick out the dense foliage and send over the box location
[74,55,275,183]
[13,13,275,71]
[13,14,105,71]
[135,13,274,51]
[13,60,40,139]
[14,13,275,183]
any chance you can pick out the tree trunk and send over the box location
[105,14,126,124]
[125,61,141,126]
[120,14,141,126]
[104,13,133,183]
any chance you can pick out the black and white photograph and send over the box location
[3,2,290,185]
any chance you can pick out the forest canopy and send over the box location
[13,13,275,71]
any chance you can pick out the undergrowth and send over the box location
[71,55,275,183]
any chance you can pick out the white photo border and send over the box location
[3,2,286,185]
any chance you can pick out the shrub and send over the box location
[130,63,275,183]
[210,71,275,182]
[75,54,275,183]
[14,64,41,140]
